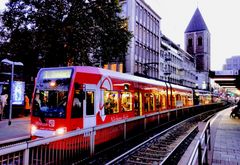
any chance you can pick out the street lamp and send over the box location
[202,81,207,90]
[1,59,23,125]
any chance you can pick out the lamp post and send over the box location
[1,59,23,125]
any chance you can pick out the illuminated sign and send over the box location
[12,81,25,105]
[40,69,72,79]
[215,70,238,76]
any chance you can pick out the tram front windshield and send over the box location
[32,79,70,118]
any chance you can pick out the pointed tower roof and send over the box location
[185,8,208,33]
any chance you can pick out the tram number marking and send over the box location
[49,120,55,127]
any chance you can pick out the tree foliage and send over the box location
[0,0,132,81]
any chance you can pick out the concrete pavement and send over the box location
[0,116,30,144]
[210,107,240,165]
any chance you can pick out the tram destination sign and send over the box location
[40,69,72,79]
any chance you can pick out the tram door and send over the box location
[83,84,97,128]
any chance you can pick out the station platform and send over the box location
[209,106,240,165]
[0,116,30,144]
[180,106,240,165]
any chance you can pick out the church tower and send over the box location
[185,8,210,90]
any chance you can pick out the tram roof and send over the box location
[74,66,192,92]
[195,89,211,94]
[170,83,192,92]
[39,66,192,92]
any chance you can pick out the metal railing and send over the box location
[0,103,224,165]
[188,121,211,165]
[188,102,232,165]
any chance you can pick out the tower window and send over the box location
[188,38,192,47]
[198,37,202,46]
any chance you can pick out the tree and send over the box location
[88,0,132,65]
[0,0,40,84]
[0,0,132,81]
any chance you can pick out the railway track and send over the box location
[105,111,215,165]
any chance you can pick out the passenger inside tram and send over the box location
[104,92,118,114]
[121,92,131,112]
[122,102,130,111]
[34,92,41,111]
[71,91,84,118]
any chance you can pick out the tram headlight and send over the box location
[55,127,67,135]
[31,125,37,135]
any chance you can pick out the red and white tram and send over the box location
[194,89,214,105]
[30,66,193,137]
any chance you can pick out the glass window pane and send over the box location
[104,91,119,114]
[71,90,84,118]
[32,90,68,118]
[121,92,132,111]
[86,91,94,115]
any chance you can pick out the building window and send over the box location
[188,38,192,47]
[121,2,127,18]
[135,62,139,73]
[139,7,142,24]
[139,26,142,42]
[152,18,156,34]
[143,9,146,26]
[147,13,150,29]
[143,28,146,44]
[135,24,139,40]
[198,37,202,46]
[136,4,139,22]
[139,45,142,62]
[135,44,139,61]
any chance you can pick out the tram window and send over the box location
[172,95,176,108]
[86,91,94,115]
[134,92,140,115]
[176,94,183,107]
[162,95,166,109]
[144,94,149,112]
[156,94,160,110]
[134,93,139,109]
[104,91,118,114]
[144,93,154,112]
[71,91,83,118]
[121,92,132,112]
[32,90,68,118]
[150,94,154,111]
